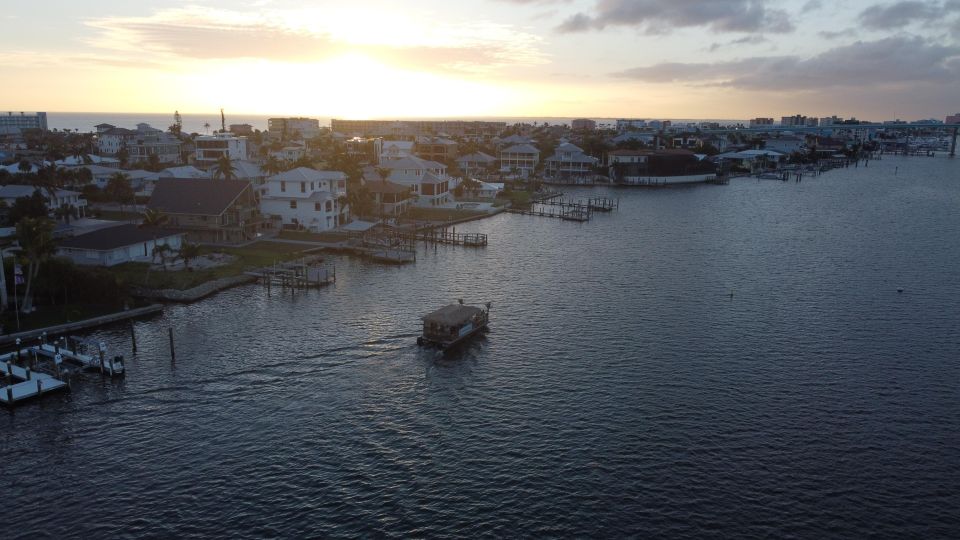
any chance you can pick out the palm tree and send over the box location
[54,203,77,224]
[212,154,238,180]
[140,208,168,228]
[177,242,202,270]
[15,217,55,313]
[152,244,173,270]
[262,156,284,176]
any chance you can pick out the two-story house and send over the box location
[379,156,451,207]
[147,179,261,243]
[260,167,347,232]
[499,144,540,177]
[544,142,598,180]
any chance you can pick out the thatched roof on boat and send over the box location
[422,304,483,326]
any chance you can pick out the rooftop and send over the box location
[423,304,485,326]
[58,224,181,251]
[148,178,252,216]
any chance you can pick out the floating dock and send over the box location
[0,361,68,405]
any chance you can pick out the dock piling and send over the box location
[168,328,176,364]
[130,323,137,353]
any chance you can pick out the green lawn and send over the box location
[109,241,310,290]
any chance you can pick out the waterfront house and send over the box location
[147,178,261,243]
[499,144,540,177]
[456,152,498,178]
[367,181,414,217]
[607,149,714,180]
[713,149,787,172]
[379,156,452,207]
[544,142,598,180]
[56,223,183,267]
[260,167,347,232]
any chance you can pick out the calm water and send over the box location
[4,155,960,538]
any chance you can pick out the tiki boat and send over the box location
[418,301,491,349]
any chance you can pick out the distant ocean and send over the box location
[45,112,748,134]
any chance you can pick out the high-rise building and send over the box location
[268,117,321,139]
[0,111,48,133]
[750,118,774,128]
[946,113,960,124]
[571,118,597,131]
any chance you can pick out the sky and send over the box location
[2,0,959,120]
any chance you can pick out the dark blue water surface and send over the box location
[3,155,960,538]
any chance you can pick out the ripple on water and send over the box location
[3,156,960,538]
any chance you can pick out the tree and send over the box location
[177,242,202,270]
[17,159,32,174]
[152,244,173,270]
[212,154,238,180]
[7,190,50,225]
[54,203,78,224]
[140,208,168,228]
[116,146,130,168]
[262,156,284,176]
[146,153,162,172]
[106,172,135,215]
[346,185,373,219]
[15,217,56,313]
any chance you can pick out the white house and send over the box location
[379,156,451,207]
[0,184,88,217]
[96,123,181,164]
[260,167,347,232]
[56,223,184,267]
[544,142,598,179]
[499,143,540,177]
[268,143,307,163]
[194,133,248,169]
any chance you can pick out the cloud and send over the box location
[612,36,960,90]
[858,0,960,30]
[556,0,794,34]
[708,35,770,52]
[84,6,547,73]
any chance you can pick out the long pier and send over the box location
[405,229,488,247]
[505,207,590,222]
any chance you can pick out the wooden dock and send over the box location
[404,229,488,247]
[247,257,336,289]
[1,360,68,406]
[505,207,590,222]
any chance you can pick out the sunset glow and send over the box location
[2,1,959,119]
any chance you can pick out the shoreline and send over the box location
[0,304,164,346]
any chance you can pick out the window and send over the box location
[300,182,306,193]
[325,200,332,212]
[315,202,322,211]
[290,200,297,209]
[311,182,315,191]
[280,181,286,192]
